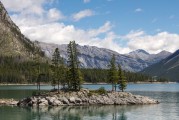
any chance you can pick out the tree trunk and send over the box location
[114,84,116,91]
[112,84,114,91]
[58,80,59,93]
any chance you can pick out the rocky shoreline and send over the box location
[17,89,159,106]
[0,99,18,106]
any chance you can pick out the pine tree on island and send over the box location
[67,41,83,91]
[118,64,127,92]
[108,54,119,91]
[51,47,66,93]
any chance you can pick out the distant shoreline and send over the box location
[84,81,177,85]
[0,81,177,86]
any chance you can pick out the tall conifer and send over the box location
[108,54,118,91]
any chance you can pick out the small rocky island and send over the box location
[17,89,159,106]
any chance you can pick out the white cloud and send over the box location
[135,8,143,12]
[0,0,52,15]
[1,0,123,54]
[2,0,65,26]
[2,0,179,55]
[47,8,65,21]
[123,30,179,53]
[72,9,94,21]
[83,0,90,3]
[88,21,112,36]
[124,30,145,38]
[20,21,120,51]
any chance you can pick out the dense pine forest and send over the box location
[0,56,50,83]
[0,56,169,84]
[82,68,169,83]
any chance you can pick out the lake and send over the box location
[0,83,179,120]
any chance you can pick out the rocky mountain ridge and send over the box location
[0,1,172,73]
[39,42,170,72]
[0,1,39,58]
[0,1,20,33]
[127,49,171,65]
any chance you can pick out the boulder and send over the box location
[39,98,48,106]
[61,97,69,105]
[53,100,62,106]
[69,97,76,103]
[75,98,82,103]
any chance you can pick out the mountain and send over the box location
[0,1,171,72]
[128,49,150,60]
[147,50,172,64]
[0,1,39,58]
[141,49,179,81]
[127,49,171,65]
[39,42,150,72]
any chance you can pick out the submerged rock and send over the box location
[17,89,159,107]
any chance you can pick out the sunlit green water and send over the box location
[0,83,179,120]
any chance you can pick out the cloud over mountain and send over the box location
[1,0,179,54]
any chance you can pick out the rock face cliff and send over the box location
[0,1,37,57]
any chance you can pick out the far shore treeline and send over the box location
[0,41,169,86]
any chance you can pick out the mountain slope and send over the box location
[128,49,150,60]
[147,50,172,64]
[0,1,38,58]
[39,42,149,72]
[128,49,171,65]
[141,49,179,81]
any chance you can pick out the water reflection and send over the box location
[1,85,179,120]
[118,112,127,120]
[19,105,150,120]
[1,103,179,120]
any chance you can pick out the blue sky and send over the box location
[1,0,179,54]
[58,0,179,34]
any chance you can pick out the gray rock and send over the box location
[39,98,48,106]
[75,98,82,103]
[69,97,76,103]
[61,97,69,105]
[17,90,159,107]
[39,102,47,106]
[53,100,62,106]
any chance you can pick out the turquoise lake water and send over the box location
[0,83,179,120]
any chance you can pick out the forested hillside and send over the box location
[0,56,50,83]
[0,1,170,84]
[0,56,168,84]
[141,49,179,81]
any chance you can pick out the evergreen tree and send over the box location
[58,58,67,89]
[118,65,127,92]
[32,42,41,92]
[67,41,83,91]
[108,54,118,91]
[51,48,64,93]
[49,67,56,89]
